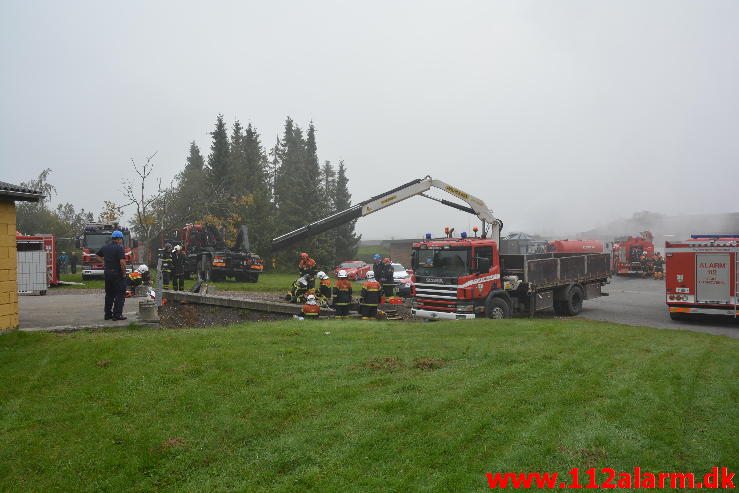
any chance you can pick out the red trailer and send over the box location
[547,239,604,254]
[613,231,655,275]
[16,233,59,286]
[665,235,738,319]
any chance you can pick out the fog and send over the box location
[1,0,738,240]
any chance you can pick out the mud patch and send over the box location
[413,357,446,370]
[159,437,185,449]
[356,357,406,372]
[96,360,111,367]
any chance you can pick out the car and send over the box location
[333,260,371,280]
[391,262,414,297]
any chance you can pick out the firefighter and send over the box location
[298,252,317,290]
[172,245,186,291]
[642,253,654,278]
[381,257,396,297]
[359,271,382,319]
[160,243,173,289]
[126,264,151,297]
[300,294,321,320]
[652,253,664,280]
[316,271,332,305]
[287,275,309,304]
[332,269,353,318]
[372,253,383,281]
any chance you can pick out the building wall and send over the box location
[389,239,416,268]
[0,200,18,330]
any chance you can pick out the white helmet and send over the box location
[337,269,348,279]
[306,294,317,304]
[365,271,374,279]
[317,271,328,280]
[136,265,149,274]
[298,277,308,286]
[173,245,182,252]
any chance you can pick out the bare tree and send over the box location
[122,152,166,241]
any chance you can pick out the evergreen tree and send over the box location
[168,141,206,224]
[334,161,361,260]
[206,114,230,215]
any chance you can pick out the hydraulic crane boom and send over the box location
[271,176,502,251]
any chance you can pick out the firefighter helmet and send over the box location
[366,271,374,279]
[317,271,328,280]
[298,276,308,286]
[300,252,308,259]
[173,245,182,252]
[306,294,317,304]
[373,254,381,260]
[136,265,149,274]
[383,257,390,263]
[338,270,348,279]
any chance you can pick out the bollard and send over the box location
[138,300,160,323]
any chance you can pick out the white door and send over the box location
[695,254,730,304]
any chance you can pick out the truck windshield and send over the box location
[84,234,129,250]
[413,248,469,277]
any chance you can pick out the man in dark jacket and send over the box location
[372,254,383,281]
[96,230,128,320]
[70,252,78,274]
[381,258,396,297]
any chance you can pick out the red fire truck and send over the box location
[271,176,611,319]
[77,223,136,280]
[665,235,738,320]
[612,232,655,275]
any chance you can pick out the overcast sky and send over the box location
[1,0,738,240]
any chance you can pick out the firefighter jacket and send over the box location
[172,251,186,274]
[381,263,395,285]
[290,279,308,303]
[127,270,150,288]
[318,279,332,300]
[299,258,317,278]
[301,303,320,319]
[360,280,382,306]
[160,249,173,273]
[332,279,353,306]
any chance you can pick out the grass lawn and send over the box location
[1,319,737,492]
[57,272,366,294]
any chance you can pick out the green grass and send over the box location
[1,319,737,492]
[57,272,366,293]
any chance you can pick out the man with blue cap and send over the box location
[96,230,128,321]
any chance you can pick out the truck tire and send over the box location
[555,285,584,316]
[485,297,511,319]
[247,273,259,283]
[669,312,689,321]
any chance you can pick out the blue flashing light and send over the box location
[461,232,467,238]
[425,233,432,239]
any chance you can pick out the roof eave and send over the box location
[0,190,43,202]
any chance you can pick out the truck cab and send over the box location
[79,223,135,280]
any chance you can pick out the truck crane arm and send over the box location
[271,176,502,251]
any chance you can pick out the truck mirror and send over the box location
[476,257,491,273]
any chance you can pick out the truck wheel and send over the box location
[485,297,511,319]
[669,312,689,321]
[558,285,584,316]
[248,274,259,283]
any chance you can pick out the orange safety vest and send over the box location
[361,281,382,306]
[301,303,320,318]
[332,279,353,305]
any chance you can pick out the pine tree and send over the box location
[171,141,207,223]
[334,161,360,260]
[206,114,230,216]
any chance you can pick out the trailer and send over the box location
[547,239,605,254]
[16,233,58,287]
[665,235,738,319]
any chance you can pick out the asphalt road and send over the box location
[19,293,139,331]
[580,276,739,339]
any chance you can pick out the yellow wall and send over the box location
[0,200,18,330]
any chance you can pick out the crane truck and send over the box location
[272,176,610,319]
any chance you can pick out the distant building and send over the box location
[0,181,43,331]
